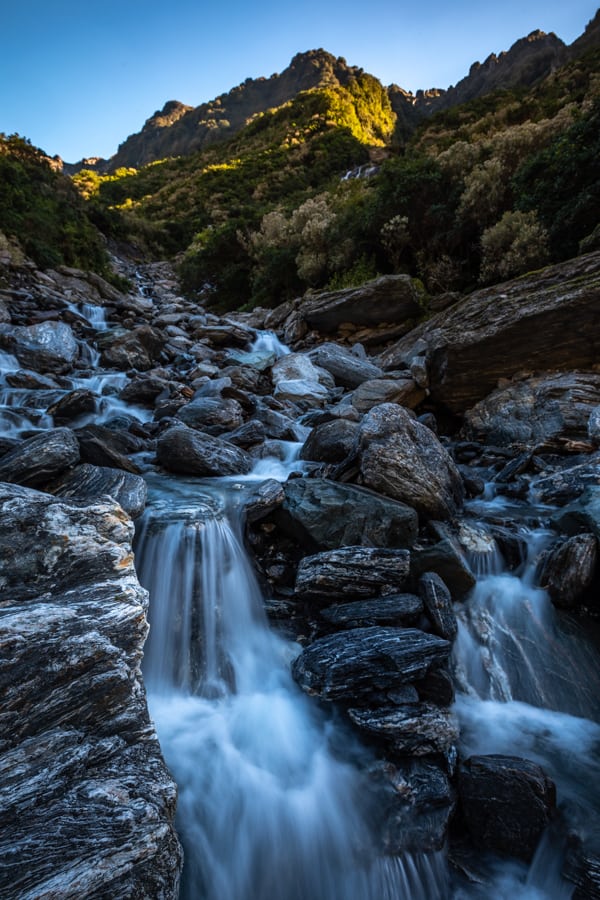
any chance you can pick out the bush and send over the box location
[479,210,549,283]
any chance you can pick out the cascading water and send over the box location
[134,476,448,900]
[452,503,600,896]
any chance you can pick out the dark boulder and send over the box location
[156,424,252,477]
[47,389,96,423]
[540,534,597,609]
[100,325,165,372]
[292,626,450,702]
[320,594,423,629]
[348,703,459,757]
[295,547,411,601]
[458,754,556,862]
[410,540,476,600]
[276,478,418,550]
[52,463,148,519]
[0,427,80,488]
[176,397,245,435]
[419,572,458,641]
[299,419,359,463]
[2,321,79,374]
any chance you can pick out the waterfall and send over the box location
[453,511,600,896]
[135,482,448,900]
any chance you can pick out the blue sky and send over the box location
[1,1,597,162]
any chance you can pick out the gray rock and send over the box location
[242,479,286,524]
[299,275,421,334]
[553,487,600,540]
[100,325,165,371]
[176,397,245,434]
[352,378,425,413]
[157,424,252,476]
[410,540,476,600]
[348,703,459,756]
[0,483,182,896]
[295,547,411,601]
[0,427,80,488]
[277,479,418,550]
[52,463,148,519]
[300,419,359,463]
[291,626,450,701]
[540,534,597,609]
[320,594,424,629]
[76,424,143,474]
[458,755,556,862]
[47,389,96,423]
[273,378,330,406]
[308,343,383,388]
[419,572,458,641]
[3,321,79,374]
[463,372,600,451]
[588,406,600,447]
[358,403,465,521]
[531,459,600,505]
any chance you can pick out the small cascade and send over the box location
[135,484,449,900]
[79,302,108,331]
[251,329,290,359]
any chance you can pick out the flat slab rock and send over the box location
[295,546,411,600]
[348,703,459,757]
[291,626,450,701]
[320,594,424,629]
[0,483,181,897]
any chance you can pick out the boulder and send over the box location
[291,626,451,702]
[100,325,165,371]
[348,703,459,757]
[120,374,171,405]
[307,343,383,388]
[176,397,245,435]
[554,487,600,541]
[276,479,418,550]
[46,389,96,423]
[351,378,425,413]
[531,459,600,505]
[299,419,359,463]
[2,321,79,374]
[295,547,411,601]
[0,482,182,896]
[540,534,597,608]
[52,463,148,519]
[463,372,600,450]
[379,252,600,413]
[296,275,421,335]
[273,379,330,406]
[75,425,143,475]
[357,404,465,521]
[156,424,252,477]
[0,427,80,488]
[410,540,476,600]
[458,755,556,862]
[320,594,423,629]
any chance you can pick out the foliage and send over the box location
[0,134,110,272]
[479,210,549,283]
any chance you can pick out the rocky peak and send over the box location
[143,100,194,131]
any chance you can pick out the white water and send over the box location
[251,330,290,359]
[135,482,448,900]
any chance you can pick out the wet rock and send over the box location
[0,427,80,488]
[299,419,359,463]
[254,403,302,441]
[295,547,411,601]
[52,463,148,519]
[156,424,252,476]
[46,388,96,423]
[273,379,330,406]
[357,404,465,521]
[307,343,383,388]
[0,483,181,896]
[419,572,458,641]
[564,840,600,900]
[351,377,425,413]
[223,348,276,371]
[531,459,600,505]
[348,703,459,757]
[410,540,476,600]
[176,397,245,435]
[319,594,424,629]
[458,755,556,862]
[414,667,455,706]
[276,479,418,550]
[370,759,455,853]
[1,320,79,374]
[76,425,143,475]
[100,325,166,371]
[379,252,600,414]
[242,479,286,524]
[120,374,171,405]
[540,534,597,608]
[554,486,600,540]
[463,372,600,451]
[6,369,60,390]
[227,419,267,448]
[291,626,450,701]
[192,322,256,348]
[588,406,600,448]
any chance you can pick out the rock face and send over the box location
[0,483,181,897]
[357,404,465,520]
[458,755,556,862]
[277,478,418,550]
[463,372,600,450]
[379,253,600,414]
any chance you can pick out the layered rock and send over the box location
[379,253,600,414]
[0,482,181,897]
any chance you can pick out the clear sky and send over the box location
[1,1,597,163]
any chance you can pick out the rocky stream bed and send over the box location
[0,249,599,898]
